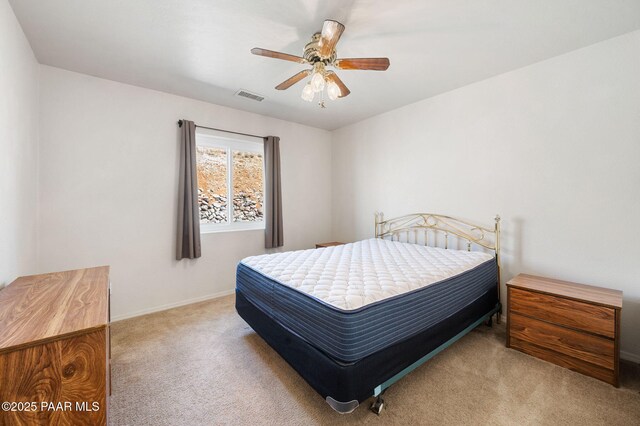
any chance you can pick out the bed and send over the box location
[235,212,502,414]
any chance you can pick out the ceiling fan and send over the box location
[251,20,390,107]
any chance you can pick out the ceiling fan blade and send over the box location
[275,69,312,90]
[326,72,350,98]
[251,48,306,64]
[334,58,390,71]
[318,20,345,58]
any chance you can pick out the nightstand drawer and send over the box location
[509,337,616,385]
[510,312,614,370]
[510,287,615,338]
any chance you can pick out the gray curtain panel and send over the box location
[176,120,202,259]
[264,136,284,248]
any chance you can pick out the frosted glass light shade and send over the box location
[301,83,314,102]
[310,72,325,92]
[327,81,341,100]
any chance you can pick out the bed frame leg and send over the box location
[370,395,385,415]
[485,316,493,327]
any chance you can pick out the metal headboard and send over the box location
[375,212,502,318]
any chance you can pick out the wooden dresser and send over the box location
[0,267,110,425]
[506,274,622,386]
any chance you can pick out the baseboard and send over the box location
[111,289,235,322]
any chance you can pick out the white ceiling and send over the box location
[9,0,640,130]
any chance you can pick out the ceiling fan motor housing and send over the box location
[304,33,337,64]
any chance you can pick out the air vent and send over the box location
[235,89,265,102]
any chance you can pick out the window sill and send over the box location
[200,224,265,235]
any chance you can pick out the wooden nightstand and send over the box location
[315,242,345,249]
[506,274,622,386]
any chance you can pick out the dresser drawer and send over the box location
[509,287,615,338]
[509,337,616,385]
[510,312,614,370]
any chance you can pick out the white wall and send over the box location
[38,66,332,320]
[332,31,640,360]
[0,0,39,286]
[9,1,639,360]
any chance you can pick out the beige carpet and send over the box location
[109,295,640,425]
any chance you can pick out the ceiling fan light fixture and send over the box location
[310,71,325,92]
[301,82,315,102]
[327,81,340,101]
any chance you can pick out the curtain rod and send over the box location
[177,120,265,140]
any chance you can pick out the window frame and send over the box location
[195,128,265,234]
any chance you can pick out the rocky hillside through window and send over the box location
[196,146,264,224]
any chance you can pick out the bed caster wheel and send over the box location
[370,396,385,415]
[485,317,493,327]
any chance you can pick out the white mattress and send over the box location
[241,238,493,311]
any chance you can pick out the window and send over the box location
[196,128,264,233]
